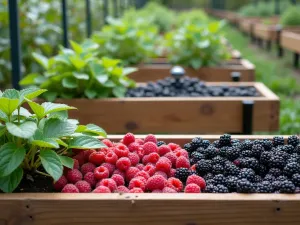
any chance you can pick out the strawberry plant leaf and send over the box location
[0,167,23,193]
[2,89,20,99]
[0,98,19,116]
[27,100,45,119]
[59,156,74,169]
[40,149,63,181]
[42,102,76,114]
[69,136,106,149]
[43,118,77,138]
[32,52,49,69]
[62,76,78,89]
[6,121,37,139]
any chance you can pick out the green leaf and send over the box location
[27,100,45,119]
[84,88,97,99]
[95,74,109,84]
[30,129,59,148]
[70,40,83,54]
[6,121,37,139]
[33,52,49,69]
[12,107,32,117]
[43,91,57,102]
[0,167,23,193]
[75,125,87,132]
[69,136,106,149]
[62,76,78,89]
[2,89,20,99]
[59,156,74,169]
[123,67,137,76]
[69,55,86,70]
[0,110,8,122]
[40,149,63,181]
[56,139,68,147]
[90,62,108,84]
[49,110,68,120]
[197,40,210,49]
[0,124,6,137]
[19,73,42,86]
[42,102,76,114]
[112,86,126,98]
[43,118,77,138]
[101,57,120,67]
[190,58,203,69]
[0,143,25,177]
[73,72,89,80]
[85,124,107,137]
[19,87,47,101]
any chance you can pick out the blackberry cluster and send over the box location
[126,77,259,97]
[185,134,300,193]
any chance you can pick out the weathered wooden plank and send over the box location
[281,30,300,53]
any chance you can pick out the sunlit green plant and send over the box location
[175,9,208,27]
[281,6,300,26]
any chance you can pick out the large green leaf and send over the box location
[0,110,8,122]
[0,143,25,177]
[84,88,97,99]
[85,124,107,137]
[123,67,137,76]
[70,40,83,54]
[73,72,89,80]
[30,129,59,148]
[6,121,37,139]
[69,55,86,70]
[32,52,49,69]
[19,87,47,101]
[27,100,45,119]
[12,107,32,117]
[40,149,63,181]
[59,156,74,169]
[42,91,57,102]
[19,73,42,85]
[42,102,76,114]
[43,118,77,138]
[62,76,78,89]
[0,98,19,116]
[2,89,20,99]
[0,167,23,193]
[69,136,106,149]
[112,86,126,98]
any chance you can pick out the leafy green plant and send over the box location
[0,87,106,192]
[20,40,137,100]
[175,9,208,27]
[280,6,300,26]
[164,21,230,69]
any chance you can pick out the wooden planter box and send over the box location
[281,30,300,53]
[253,24,279,41]
[46,82,279,134]
[1,135,298,225]
[130,59,255,82]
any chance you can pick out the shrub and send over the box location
[175,9,208,27]
[280,6,300,26]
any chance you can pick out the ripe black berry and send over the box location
[273,136,284,147]
[238,168,256,182]
[226,176,238,191]
[224,163,240,176]
[175,168,191,183]
[283,162,300,178]
[292,173,300,187]
[251,144,264,159]
[241,140,253,150]
[256,181,274,193]
[200,140,211,149]
[183,143,193,153]
[269,155,286,169]
[212,174,227,185]
[196,159,212,175]
[226,147,240,160]
[190,137,203,151]
[212,164,224,175]
[279,180,296,193]
[268,168,283,177]
[288,135,300,147]
[219,134,231,147]
[157,141,166,147]
[215,185,229,193]
[237,179,255,193]
[205,184,218,193]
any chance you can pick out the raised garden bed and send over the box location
[0,134,299,225]
[280,30,300,68]
[43,82,279,134]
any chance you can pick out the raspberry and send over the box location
[123,133,136,146]
[152,189,163,193]
[148,152,160,164]
[73,159,80,169]
[114,144,129,158]
[184,184,201,193]
[112,169,125,178]
[53,176,68,191]
[169,168,176,177]
[190,164,196,171]
[146,175,166,191]
[143,164,156,176]
[129,178,146,191]
[94,166,109,180]
[163,187,177,193]
[105,151,118,165]
[186,175,206,190]
[158,145,171,156]
[111,174,125,186]
[101,163,115,176]
[81,162,96,175]
[116,186,130,193]
[168,143,180,151]
[135,176,147,184]
[102,139,113,147]
[136,138,144,145]
[128,142,140,152]
[128,153,140,166]
[166,177,183,192]
[66,169,83,184]
[136,163,144,170]
[72,149,83,155]
[89,152,105,165]
[84,149,96,162]
[156,157,172,173]
[126,167,140,182]
[176,156,190,169]
[164,152,177,167]
[73,152,85,166]
[75,180,91,193]
[154,171,168,179]
[143,142,158,155]
[99,178,117,192]
[144,134,157,144]
[174,149,189,159]
[137,147,144,159]
[129,188,144,193]
[84,172,97,187]
[62,184,79,193]
[116,157,131,171]
[142,155,149,165]
[134,171,150,180]
[93,186,111,193]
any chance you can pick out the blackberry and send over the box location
[203,173,214,180]
[241,140,253,150]
[253,175,263,183]
[282,145,294,154]
[283,162,300,177]
[268,168,283,178]
[190,137,203,151]
[256,181,274,193]
[212,156,226,165]
[231,139,241,145]
[295,145,300,155]
[240,157,259,171]
[253,139,264,145]
[288,135,300,147]
[224,163,240,176]
[258,164,268,177]
[269,155,286,169]
[191,152,206,164]
[261,139,273,150]
[238,168,256,182]
[212,140,221,148]
[273,136,284,147]
[226,147,240,160]
[272,181,281,192]
[226,176,238,192]
[196,147,207,155]
[196,159,212,175]
[279,180,296,193]
[260,151,271,165]
[251,144,264,159]
[236,179,255,193]
[157,141,166,147]
[183,143,193,153]
[277,175,289,182]
[205,179,214,186]
[212,164,224,175]
[287,153,300,164]
[219,134,231,147]
[200,140,210,149]
[241,150,253,158]
[212,174,227,185]
[215,185,229,193]
[292,173,300,187]
[175,168,191,183]
[264,174,276,183]
[219,146,229,157]
[205,184,218,193]
[206,146,218,159]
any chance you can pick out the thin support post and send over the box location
[86,0,92,37]
[103,0,108,24]
[62,0,69,48]
[8,0,21,90]
[242,100,254,134]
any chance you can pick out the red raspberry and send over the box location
[164,152,177,168]
[158,145,171,156]
[111,174,125,186]
[143,142,158,155]
[89,152,105,165]
[174,149,189,159]
[176,156,190,169]
[99,178,117,192]
[190,164,196,171]
[184,184,201,193]
[114,143,129,158]
[152,189,163,193]
[128,153,140,166]
[73,159,80,170]
[81,162,96,175]
[128,142,140,152]
[148,152,160,164]
[142,155,149,165]
[136,138,144,145]
[73,152,85,166]
[72,149,83,155]
[146,175,166,191]
[143,164,155,176]
[116,157,131,171]
[105,151,118,165]
[61,184,79,193]
[126,167,140,182]
[94,166,109,180]
[84,149,96,162]
[137,147,144,159]
[101,163,115,176]
[163,187,177,193]
[102,139,113,147]
[136,163,144,170]
[167,177,183,192]
[169,168,176,177]
[129,188,144,193]
[84,172,97,187]
[93,186,111,193]
[186,175,206,190]
[53,175,68,191]
[66,169,83,184]
[134,171,150,180]
[123,133,136,146]
[117,186,130,193]
[112,169,125,178]
[154,171,168,179]
[144,134,157,144]
[75,180,91,193]
[168,143,180,151]
[134,176,147,184]
[129,178,146,191]
[155,157,172,173]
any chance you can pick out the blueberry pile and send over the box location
[183,134,300,193]
[126,77,259,97]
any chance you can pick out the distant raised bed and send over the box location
[280,30,300,67]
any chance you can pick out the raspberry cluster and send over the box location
[55,133,205,193]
